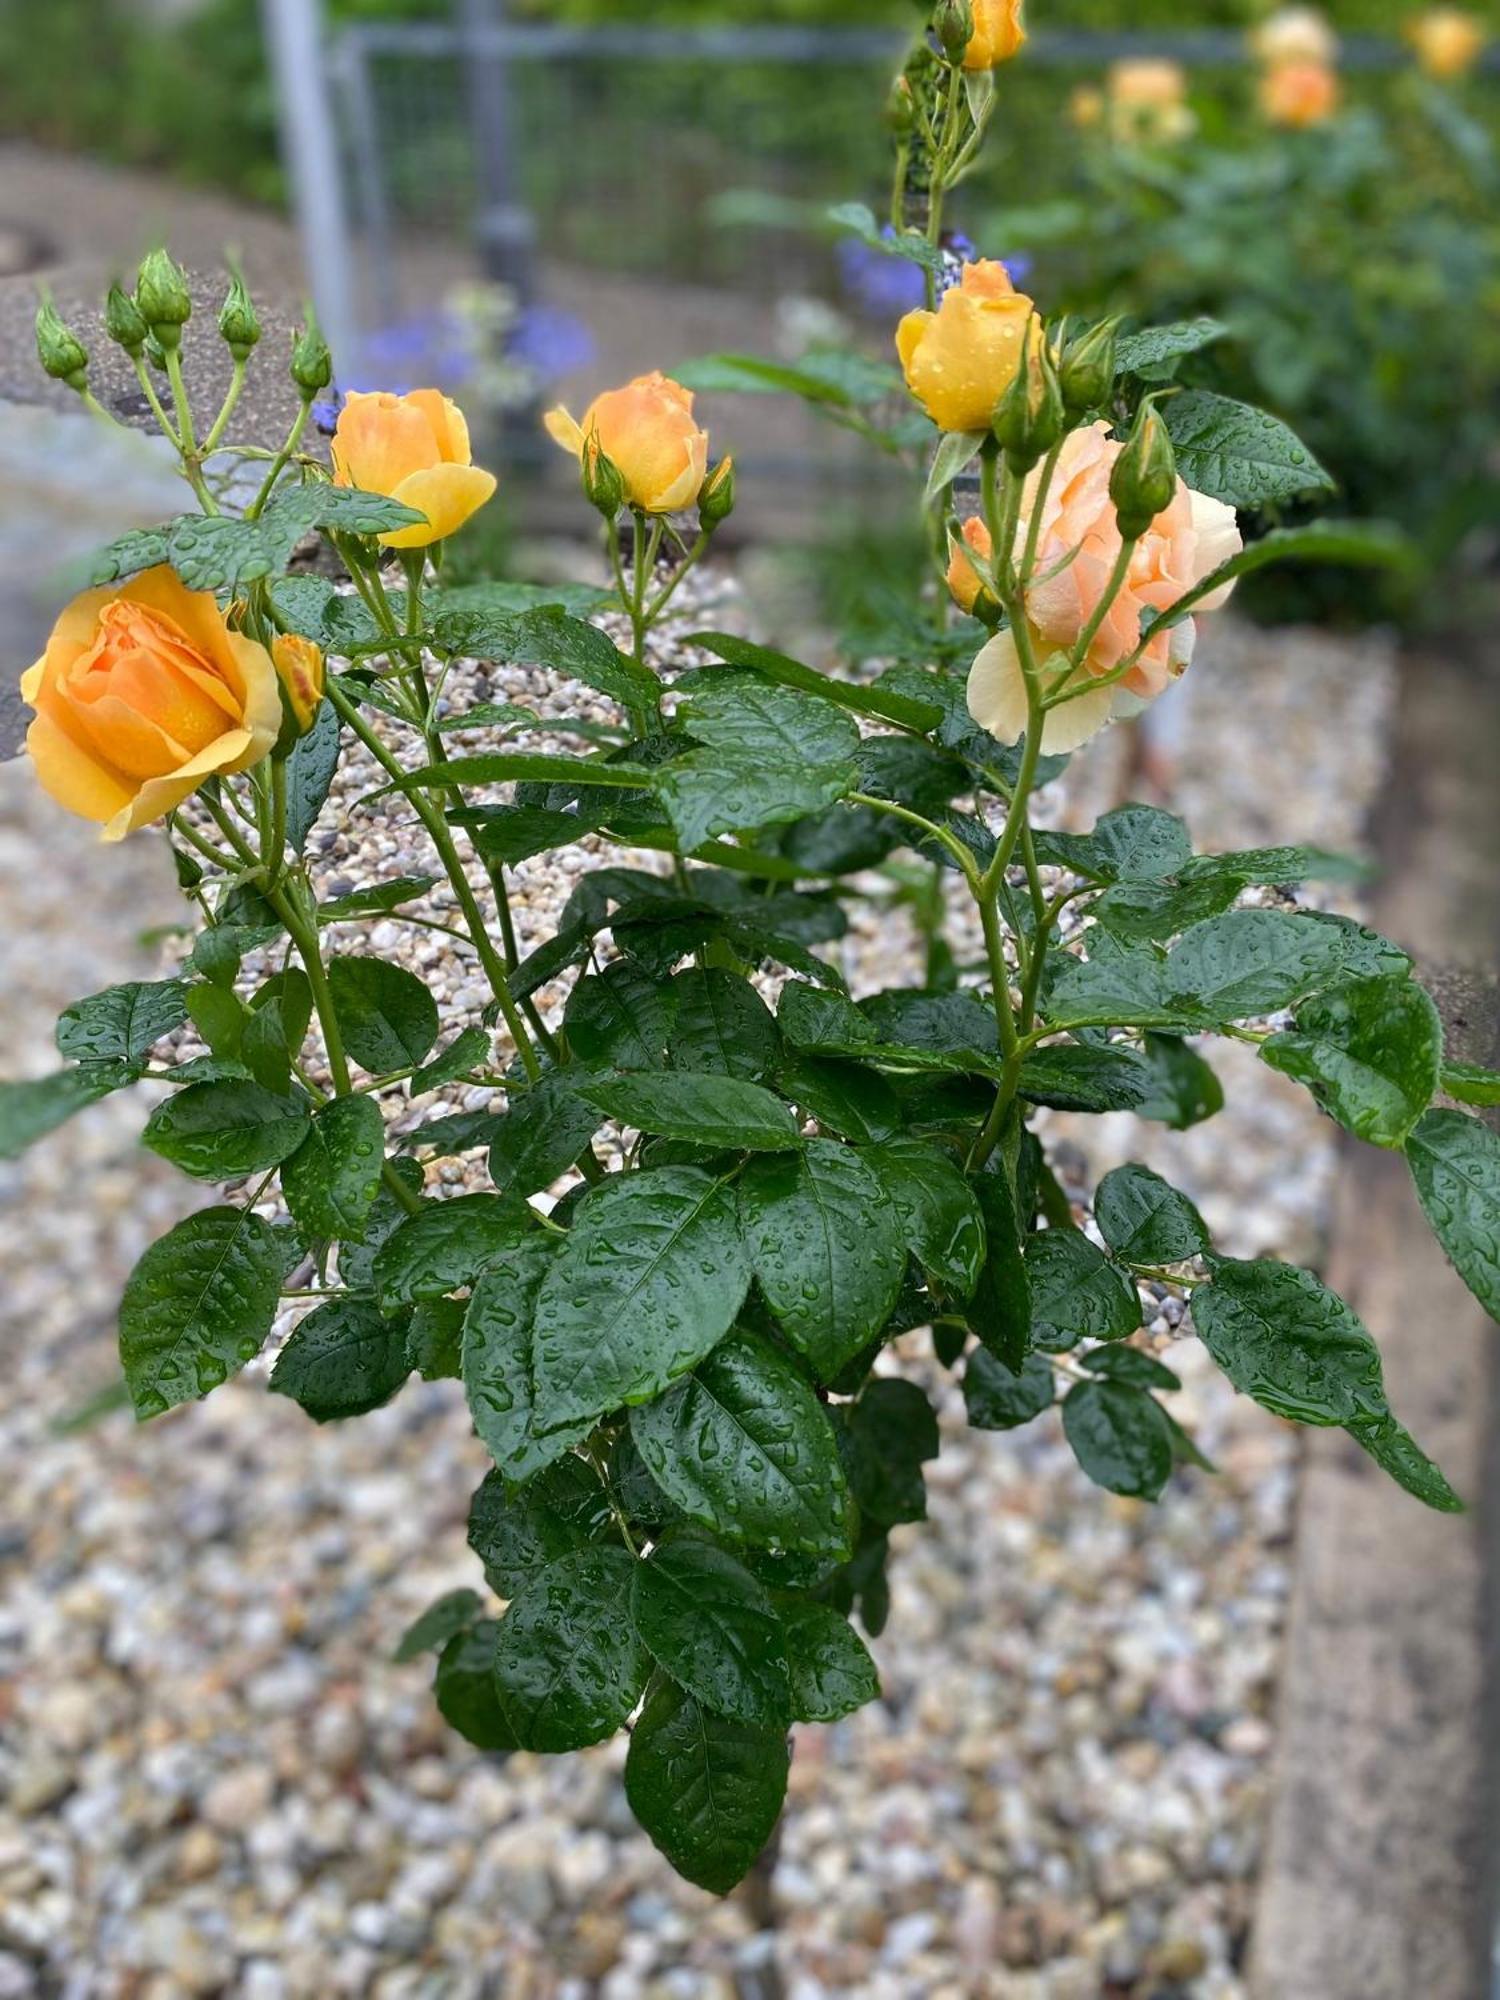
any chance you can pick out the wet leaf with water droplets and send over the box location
[624,1675,790,1894]
[466,1457,613,1597]
[463,1240,595,1482]
[269,1294,411,1422]
[631,1538,790,1727]
[118,1207,285,1419]
[494,1546,650,1752]
[778,1598,880,1723]
[434,1621,515,1752]
[373,1194,536,1310]
[280,1093,386,1243]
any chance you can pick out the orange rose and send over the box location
[20,566,281,840]
[272,633,325,735]
[1259,56,1340,126]
[331,389,497,550]
[1407,7,1486,78]
[964,0,1026,69]
[896,261,1037,434]
[946,516,996,615]
[545,373,710,515]
[967,421,1242,752]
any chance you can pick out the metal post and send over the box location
[458,0,537,304]
[261,0,362,382]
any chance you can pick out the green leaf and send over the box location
[1143,523,1415,641]
[654,747,854,852]
[779,982,879,1054]
[1046,945,1189,1034]
[463,1241,594,1482]
[318,876,437,923]
[494,1546,651,1752]
[56,979,188,1066]
[1161,390,1334,510]
[577,1072,800,1152]
[468,604,658,709]
[667,969,781,1082]
[685,633,942,734]
[1089,873,1246,944]
[628,1331,854,1560]
[437,700,543,736]
[326,958,438,1072]
[0,1067,130,1160]
[1094,1164,1210,1267]
[459,804,602,868]
[838,1378,940,1527]
[968,1172,1032,1370]
[270,1294,410,1421]
[778,1600,880,1723]
[406,1296,465,1380]
[674,348,902,408]
[862,989,999,1062]
[393,1588,483,1662]
[963,1347,1055,1431]
[1026,1229,1140,1351]
[531,1166,752,1428]
[1114,316,1228,378]
[433,1621,516,1751]
[391,751,658,795]
[1080,1345,1182,1391]
[679,672,861,768]
[280,1094,386,1242]
[1034,805,1191,884]
[1134,1033,1225,1129]
[412,1025,491,1094]
[1182,844,1364,889]
[624,1676,789,1895]
[1406,1110,1500,1323]
[142,1079,310,1181]
[925,429,989,503]
[780,1053,903,1146]
[467,1457,612,1596]
[564,962,674,1070]
[372,1193,535,1309]
[483,1074,598,1196]
[1193,1258,1462,1509]
[338,1156,423,1291]
[1017,1043,1155,1113]
[284,701,341,854]
[1163,910,1405,1023]
[118,1206,285,1418]
[1062,1379,1175,1501]
[828,200,947,276]
[738,1142,906,1381]
[632,1538,789,1727]
[865,1138,985,1298]
[1262,974,1443,1149]
[1441,1062,1500,1109]
[90,487,426,590]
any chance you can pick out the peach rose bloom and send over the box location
[946,516,996,615]
[331,389,497,549]
[1259,55,1340,126]
[1408,7,1486,78]
[545,373,709,514]
[21,566,281,840]
[967,421,1243,753]
[964,0,1026,70]
[1250,6,1339,68]
[1107,59,1197,144]
[897,262,1037,435]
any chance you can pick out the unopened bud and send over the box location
[289,312,333,396]
[134,248,192,348]
[143,334,171,376]
[992,316,1064,473]
[1110,399,1178,540]
[104,281,149,357]
[35,295,89,392]
[272,634,326,746]
[885,74,918,137]
[698,456,736,533]
[1060,316,1119,417]
[582,435,626,517]
[934,0,975,60]
[218,268,261,363]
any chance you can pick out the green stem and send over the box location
[847,792,980,886]
[249,399,312,519]
[200,358,247,458]
[132,354,181,450]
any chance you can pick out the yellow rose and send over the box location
[272,633,325,735]
[20,566,281,841]
[331,389,497,550]
[1107,59,1197,144]
[1259,55,1340,126]
[896,261,1037,434]
[1407,7,1486,78]
[1250,6,1339,67]
[964,0,1026,70]
[946,516,996,615]
[545,373,710,515]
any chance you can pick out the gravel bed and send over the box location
[0,577,1397,1999]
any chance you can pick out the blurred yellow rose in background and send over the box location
[964,0,1027,70]
[545,373,710,514]
[331,389,497,550]
[1106,59,1197,144]
[1407,6,1486,78]
[1250,6,1340,68]
[897,261,1036,433]
[1259,55,1341,126]
[21,567,281,840]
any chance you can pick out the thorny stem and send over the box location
[248,399,312,520]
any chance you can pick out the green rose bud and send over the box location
[934,0,975,61]
[992,316,1064,474]
[34,295,89,392]
[134,249,192,349]
[289,313,333,397]
[582,436,627,518]
[1060,317,1119,418]
[217,269,262,363]
[885,74,918,137]
[698,456,736,534]
[1110,398,1179,541]
[104,281,149,357]
[143,334,171,376]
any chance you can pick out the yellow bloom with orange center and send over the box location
[272,633,325,735]
[545,373,710,515]
[1107,59,1197,144]
[896,261,1036,435]
[1407,7,1486,78]
[1259,55,1340,126]
[331,389,497,549]
[20,566,281,841]
[946,516,996,616]
[964,0,1026,70]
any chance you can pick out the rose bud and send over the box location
[546,373,710,515]
[897,260,1036,434]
